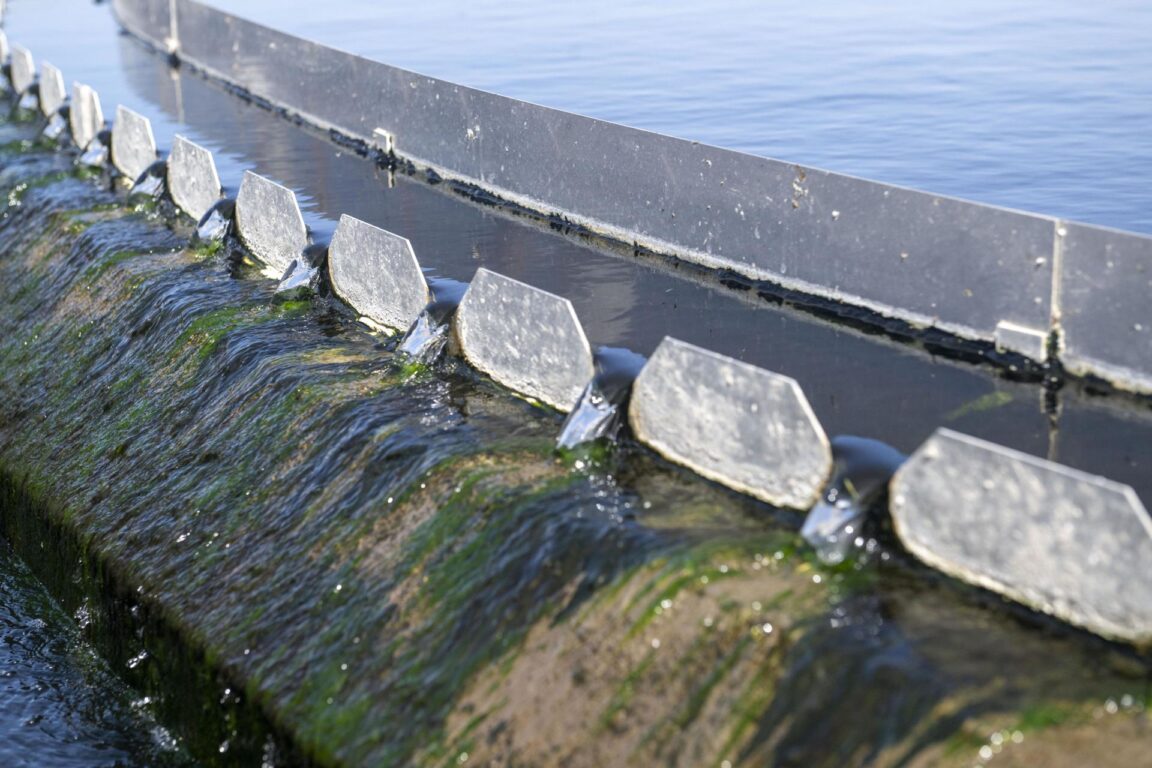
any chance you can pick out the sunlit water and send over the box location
[0,141,1147,766]
[0,541,189,768]
[1,1,1151,764]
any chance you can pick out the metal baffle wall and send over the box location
[109,0,1152,394]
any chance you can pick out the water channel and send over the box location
[0,0,1150,765]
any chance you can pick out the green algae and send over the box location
[174,300,312,362]
[1015,701,1081,732]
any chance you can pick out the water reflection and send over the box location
[241,0,1152,235]
[104,28,1152,502]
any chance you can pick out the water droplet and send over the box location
[762,622,774,635]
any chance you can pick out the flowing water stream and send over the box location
[0,1,1151,766]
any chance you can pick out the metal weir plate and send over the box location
[112,105,157,182]
[9,43,33,95]
[70,82,104,150]
[629,337,831,510]
[167,135,222,221]
[455,268,594,412]
[110,0,1152,392]
[235,171,308,277]
[39,61,65,117]
[1059,222,1152,395]
[891,428,1152,644]
[328,215,430,334]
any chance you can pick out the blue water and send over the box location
[2,1,1152,763]
[9,0,1152,234]
[0,541,188,767]
[247,0,1152,234]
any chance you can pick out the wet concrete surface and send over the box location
[0,121,1147,767]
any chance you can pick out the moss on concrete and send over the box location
[0,120,1146,768]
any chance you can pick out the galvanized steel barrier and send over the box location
[2,6,1150,646]
[111,0,1152,395]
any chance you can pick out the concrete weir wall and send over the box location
[1,144,1148,768]
[0,10,1151,768]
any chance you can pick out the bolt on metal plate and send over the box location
[328,214,430,335]
[112,105,157,182]
[38,61,66,117]
[9,43,34,95]
[629,336,832,511]
[235,170,308,277]
[167,135,222,221]
[70,82,104,150]
[455,268,594,412]
[891,428,1152,645]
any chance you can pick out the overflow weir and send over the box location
[0,0,1150,765]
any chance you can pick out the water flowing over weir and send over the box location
[0,3,1151,767]
[0,105,1148,768]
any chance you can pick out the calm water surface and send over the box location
[245,0,1152,234]
[0,541,188,767]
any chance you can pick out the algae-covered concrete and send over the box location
[0,129,1148,766]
